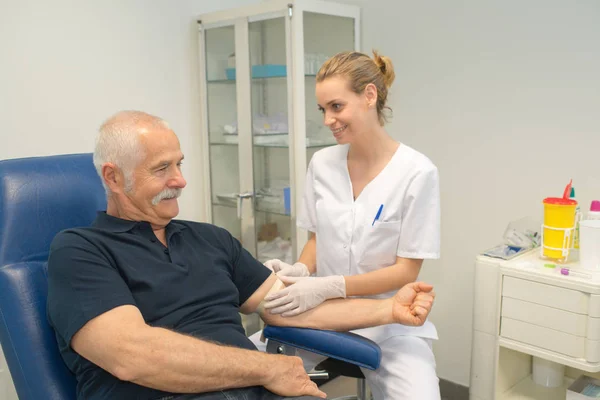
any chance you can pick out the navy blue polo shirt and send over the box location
[47,212,271,400]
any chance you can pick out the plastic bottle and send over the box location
[588,200,600,220]
[571,187,581,249]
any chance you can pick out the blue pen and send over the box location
[372,204,384,226]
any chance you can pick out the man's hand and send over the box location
[263,355,326,399]
[264,259,310,278]
[392,282,435,326]
[264,275,346,317]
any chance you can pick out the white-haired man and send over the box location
[47,110,436,400]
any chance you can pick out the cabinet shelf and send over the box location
[207,74,317,84]
[500,375,573,400]
[499,334,600,372]
[211,201,291,217]
[210,141,334,149]
[210,131,335,148]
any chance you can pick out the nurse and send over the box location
[263,51,441,399]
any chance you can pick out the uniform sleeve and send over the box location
[397,166,441,259]
[226,232,272,305]
[297,157,317,232]
[47,231,137,346]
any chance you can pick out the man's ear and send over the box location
[102,163,123,194]
[364,83,378,108]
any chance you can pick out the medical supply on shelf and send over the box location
[482,244,529,260]
[227,53,235,68]
[580,219,600,271]
[223,113,288,135]
[503,216,541,249]
[560,267,593,279]
[225,64,287,80]
[588,201,600,220]
[481,217,541,260]
[567,375,600,399]
[257,236,292,264]
[532,356,564,388]
[304,53,329,75]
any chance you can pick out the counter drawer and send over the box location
[502,276,588,314]
[500,317,584,358]
[501,297,587,336]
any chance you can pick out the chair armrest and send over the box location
[262,326,381,371]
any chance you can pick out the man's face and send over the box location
[124,127,186,226]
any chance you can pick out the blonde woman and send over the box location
[260,51,441,399]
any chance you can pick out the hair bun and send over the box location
[372,50,395,89]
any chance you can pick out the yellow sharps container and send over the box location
[542,197,577,262]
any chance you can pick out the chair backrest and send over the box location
[0,153,106,400]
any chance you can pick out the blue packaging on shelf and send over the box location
[283,187,291,215]
[253,64,286,78]
[225,64,287,80]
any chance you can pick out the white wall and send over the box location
[2,0,599,389]
[0,0,261,221]
[337,0,600,385]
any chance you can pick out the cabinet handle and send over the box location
[236,192,254,219]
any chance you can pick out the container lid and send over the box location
[591,200,600,212]
[543,197,577,205]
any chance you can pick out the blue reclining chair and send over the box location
[0,153,380,400]
[263,326,380,400]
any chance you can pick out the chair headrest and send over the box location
[0,153,106,265]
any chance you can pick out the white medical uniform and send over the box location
[251,143,441,399]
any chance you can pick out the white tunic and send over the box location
[297,143,440,341]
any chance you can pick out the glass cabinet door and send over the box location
[202,25,244,241]
[248,17,294,266]
[201,11,357,257]
[198,4,359,335]
[288,10,359,254]
[303,11,356,160]
[247,12,357,265]
[202,21,262,335]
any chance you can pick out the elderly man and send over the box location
[47,110,435,400]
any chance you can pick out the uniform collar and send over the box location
[93,211,186,234]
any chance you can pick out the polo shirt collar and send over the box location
[93,211,186,234]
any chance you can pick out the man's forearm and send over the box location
[261,296,394,331]
[122,326,272,393]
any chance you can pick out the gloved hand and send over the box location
[264,275,346,317]
[264,259,310,278]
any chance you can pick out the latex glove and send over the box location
[264,259,310,278]
[264,275,346,317]
[392,282,435,326]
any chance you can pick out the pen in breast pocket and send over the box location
[372,204,384,226]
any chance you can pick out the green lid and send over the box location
[570,187,576,198]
